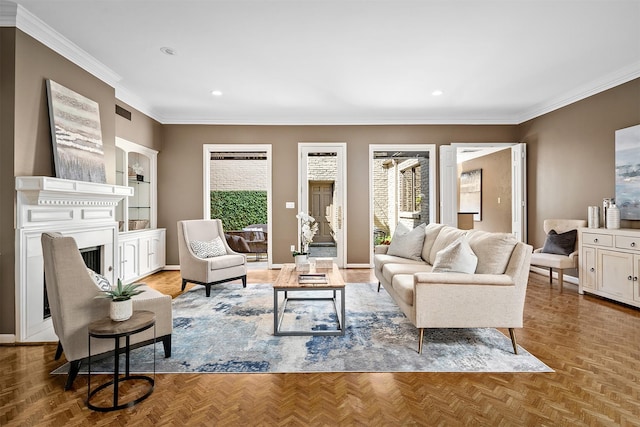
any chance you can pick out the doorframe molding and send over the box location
[298,142,347,268]
[203,144,273,267]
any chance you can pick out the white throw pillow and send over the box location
[190,237,227,258]
[87,267,111,291]
[432,236,478,274]
[386,223,426,261]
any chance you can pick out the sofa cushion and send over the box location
[421,223,445,262]
[374,253,424,274]
[541,229,577,256]
[432,236,478,274]
[428,226,467,265]
[382,262,432,284]
[392,274,415,306]
[387,223,426,261]
[466,230,518,274]
[209,254,246,270]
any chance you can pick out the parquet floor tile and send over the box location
[2,268,640,426]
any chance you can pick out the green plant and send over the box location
[210,191,267,230]
[96,278,145,301]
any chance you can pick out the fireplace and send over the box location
[15,177,131,342]
[43,246,103,319]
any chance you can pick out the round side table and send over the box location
[87,310,156,412]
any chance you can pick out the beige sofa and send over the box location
[374,223,533,354]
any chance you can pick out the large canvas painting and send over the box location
[46,80,106,183]
[459,169,482,221]
[615,124,640,220]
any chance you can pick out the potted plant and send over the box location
[96,278,145,321]
[292,212,318,268]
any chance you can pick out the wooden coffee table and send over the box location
[273,263,345,336]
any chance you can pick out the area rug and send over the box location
[53,283,552,374]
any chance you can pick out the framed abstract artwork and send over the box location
[615,124,640,220]
[46,79,106,183]
[459,169,482,221]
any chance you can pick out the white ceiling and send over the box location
[4,0,640,125]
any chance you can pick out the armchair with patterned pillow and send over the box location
[177,219,247,297]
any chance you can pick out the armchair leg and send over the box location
[418,328,424,354]
[181,278,188,292]
[65,360,81,391]
[508,328,519,355]
[54,341,63,360]
[205,285,212,297]
[242,275,247,288]
[558,269,564,293]
[548,268,553,286]
[377,282,381,292]
[162,335,172,358]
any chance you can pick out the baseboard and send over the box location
[0,334,16,344]
[346,263,373,269]
[164,265,180,270]
[529,266,579,286]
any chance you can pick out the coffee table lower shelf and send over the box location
[273,287,346,336]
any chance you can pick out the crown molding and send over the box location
[516,61,640,124]
[115,86,163,123]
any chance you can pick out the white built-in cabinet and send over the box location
[116,137,166,283]
[579,227,640,308]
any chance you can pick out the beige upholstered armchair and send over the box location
[41,232,172,390]
[177,219,247,297]
[530,219,587,292]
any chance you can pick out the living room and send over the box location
[1,0,640,424]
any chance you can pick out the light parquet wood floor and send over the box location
[2,268,640,426]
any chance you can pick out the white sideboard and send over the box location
[119,228,166,284]
[578,227,640,308]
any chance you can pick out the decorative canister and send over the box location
[588,206,600,228]
[606,204,621,229]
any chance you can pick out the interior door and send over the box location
[299,143,346,267]
[439,142,527,241]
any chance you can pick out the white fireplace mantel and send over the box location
[15,176,132,343]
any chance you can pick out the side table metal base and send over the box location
[87,375,154,412]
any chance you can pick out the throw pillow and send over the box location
[190,237,227,258]
[87,268,111,291]
[541,229,577,256]
[386,223,427,261]
[432,236,478,274]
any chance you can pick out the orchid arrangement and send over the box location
[293,211,318,256]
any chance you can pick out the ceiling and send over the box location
[4,0,640,125]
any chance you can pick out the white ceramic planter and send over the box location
[110,299,133,322]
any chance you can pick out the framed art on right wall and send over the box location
[615,124,640,220]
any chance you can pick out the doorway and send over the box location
[299,143,346,267]
[439,143,527,241]
[203,144,272,267]
[369,144,436,264]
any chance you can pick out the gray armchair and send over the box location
[41,232,172,390]
[530,219,587,292]
[177,219,247,297]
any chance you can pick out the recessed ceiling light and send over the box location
[160,47,177,56]
[210,90,223,97]
[432,90,443,96]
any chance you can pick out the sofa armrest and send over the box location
[374,245,390,255]
[414,272,515,286]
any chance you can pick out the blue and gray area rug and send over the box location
[54,283,552,374]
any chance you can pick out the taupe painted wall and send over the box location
[519,78,640,249]
[115,100,163,151]
[0,27,17,337]
[158,125,519,266]
[459,148,512,233]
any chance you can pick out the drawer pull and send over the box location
[594,238,598,243]
[635,277,638,281]
[590,267,595,272]
[628,275,633,281]
[632,242,636,247]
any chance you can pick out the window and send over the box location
[399,161,421,213]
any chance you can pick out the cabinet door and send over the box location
[635,255,640,303]
[581,246,597,291]
[598,250,634,300]
[119,240,139,282]
[140,232,166,275]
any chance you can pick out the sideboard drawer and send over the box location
[615,235,640,251]
[582,232,613,247]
